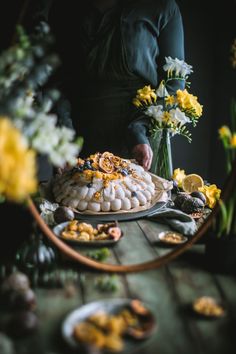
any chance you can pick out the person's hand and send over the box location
[132,144,153,171]
[57,163,71,175]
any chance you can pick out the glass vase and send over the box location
[150,129,173,180]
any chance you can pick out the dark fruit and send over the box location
[54,206,75,224]
[174,193,191,209]
[1,272,30,294]
[191,191,206,205]
[172,179,179,193]
[8,288,36,311]
[181,197,205,214]
[8,311,38,337]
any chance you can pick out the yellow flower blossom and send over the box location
[165,95,176,106]
[0,117,37,202]
[198,184,221,209]
[176,89,203,118]
[218,125,231,139]
[230,133,236,147]
[132,98,143,107]
[135,85,157,105]
[172,168,186,188]
[162,111,171,124]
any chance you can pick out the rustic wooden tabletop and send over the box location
[1,219,236,354]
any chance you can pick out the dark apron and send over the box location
[73,2,146,157]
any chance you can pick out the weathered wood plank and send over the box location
[168,249,236,354]
[138,219,174,258]
[114,221,157,264]
[123,269,200,354]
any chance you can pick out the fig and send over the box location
[54,206,75,224]
[107,227,122,241]
[130,300,150,316]
[8,288,36,311]
[174,193,191,209]
[181,197,204,214]
[191,191,206,205]
[1,272,30,294]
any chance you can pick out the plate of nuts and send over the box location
[157,231,188,245]
[53,220,123,246]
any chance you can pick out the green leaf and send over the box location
[86,248,110,262]
[94,275,119,292]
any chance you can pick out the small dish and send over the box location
[53,220,123,247]
[158,231,188,245]
[192,296,226,318]
[62,298,156,352]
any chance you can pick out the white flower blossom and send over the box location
[156,81,169,97]
[11,93,80,167]
[145,105,164,123]
[163,57,193,77]
[169,108,191,126]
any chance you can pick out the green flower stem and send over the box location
[150,129,173,180]
[226,196,235,235]
[218,199,228,237]
[231,190,236,235]
[226,149,232,174]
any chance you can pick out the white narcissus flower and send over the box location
[163,57,193,77]
[169,108,190,126]
[145,105,164,123]
[156,80,169,98]
[13,102,80,167]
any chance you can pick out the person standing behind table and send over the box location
[23,0,185,170]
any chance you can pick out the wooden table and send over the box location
[1,219,236,354]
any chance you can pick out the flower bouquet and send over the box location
[0,24,83,264]
[133,57,203,179]
[0,24,82,203]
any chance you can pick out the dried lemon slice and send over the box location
[182,174,204,193]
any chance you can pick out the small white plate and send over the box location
[158,231,188,245]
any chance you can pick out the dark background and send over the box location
[175,0,236,187]
[1,0,236,187]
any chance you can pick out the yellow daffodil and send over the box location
[0,117,37,202]
[162,111,171,124]
[132,98,143,107]
[165,95,176,106]
[230,133,236,147]
[172,168,186,188]
[218,125,231,139]
[198,184,221,209]
[135,85,157,105]
[176,89,203,118]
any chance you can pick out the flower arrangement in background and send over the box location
[216,37,236,238]
[133,57,203,179]
[217,98,236,237]
[0,24,82,202]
